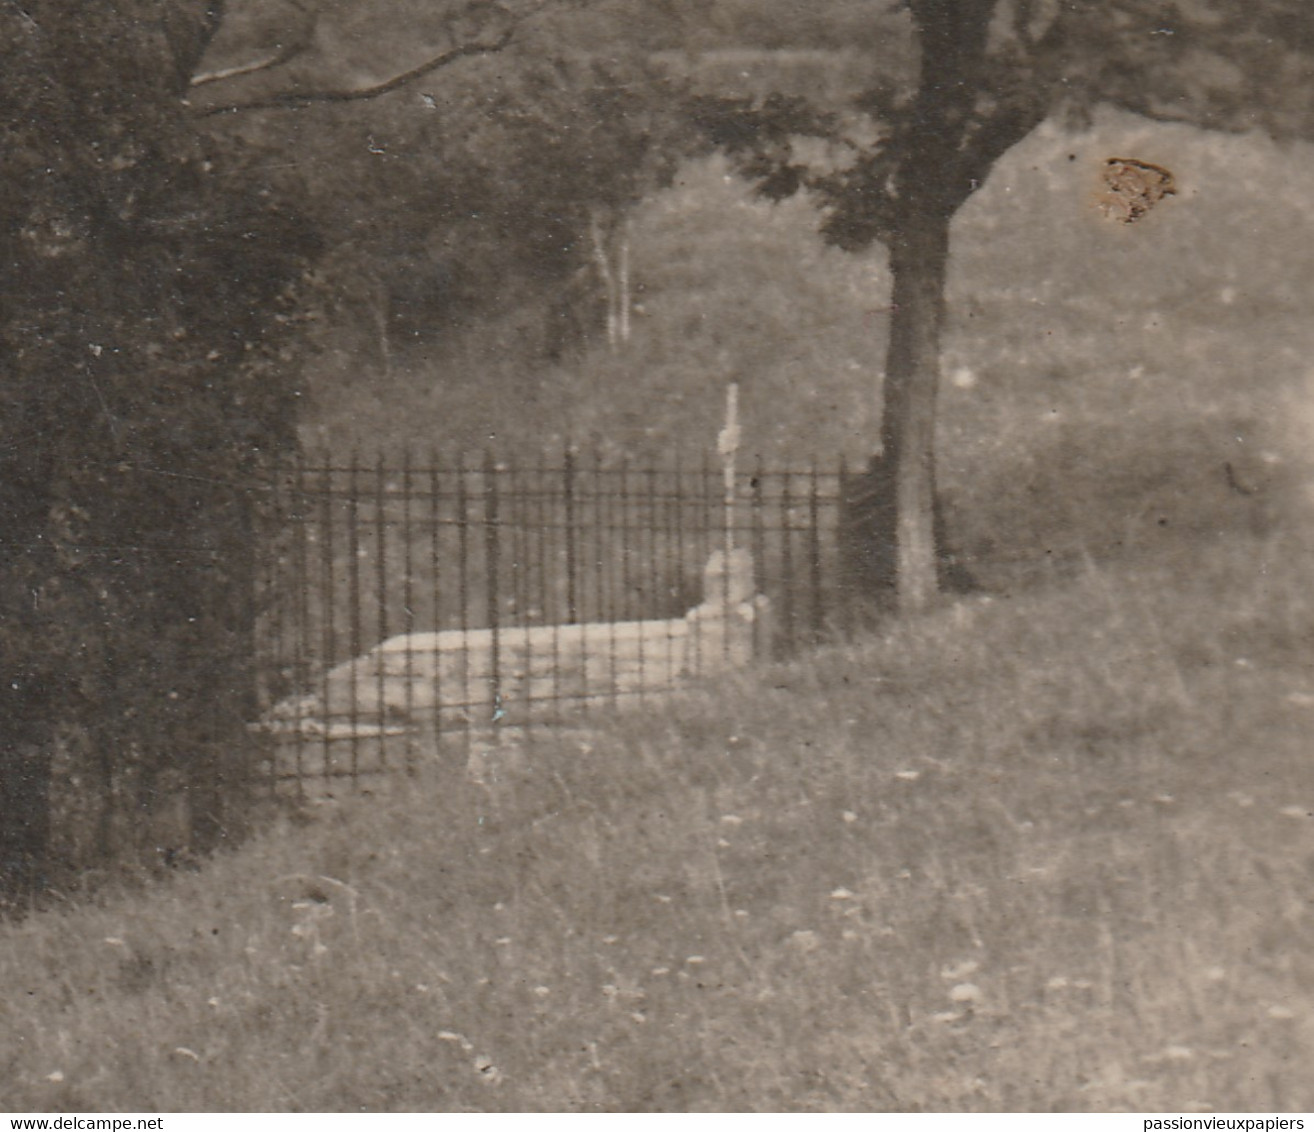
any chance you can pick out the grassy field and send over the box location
[1,527,1310,1112]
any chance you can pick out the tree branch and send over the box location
[163,0,230,95]
[192,1,533,118]
[191,42,309,87]
[946,5,1072,207]
[190,0,312,88]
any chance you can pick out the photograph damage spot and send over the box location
[1100,157,1177,223]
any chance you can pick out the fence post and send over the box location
[429,452,444,752]
[456,454,472,753]
[291,454,309,798]
[837,454,851,634]
[402,448,416,774]
[809,459,824,644]
[780,472,796,654]
[752,455,766,659]
[374,452,389,777]
[257,455,284,798]
[484,449,502,734]
[563,446,578,625]
[347,451,362,783]
[318,453,337,786]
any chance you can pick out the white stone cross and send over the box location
[717,382,740,558]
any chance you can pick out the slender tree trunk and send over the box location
[373,276,392,377]
[590,210,620,352]
[617,218,631,345]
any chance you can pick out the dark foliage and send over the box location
[1,3,317,903]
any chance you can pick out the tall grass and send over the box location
[3,530,1310,1111]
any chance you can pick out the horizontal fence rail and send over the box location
[254,449,849,795]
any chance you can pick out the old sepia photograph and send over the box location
[2,0,1311,1115]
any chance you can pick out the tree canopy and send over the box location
[694,0,1314,612]
[1,0,317,897]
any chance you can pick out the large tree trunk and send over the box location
[0,403,60,905]
[836,2,1016,617]
[884,204,951,614]
[0,680,56,905]
[841,202,973,614]
[184,480,260,855]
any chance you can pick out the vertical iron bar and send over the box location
[456,453,471,756]
[261,456,284,798]
[402,448,416,774]
[666,452,680,684]
[781,472,796,655]
[692,450,706,675]
[564,446,578,625]
[597,452,611,701]
[347,452,362,784]
[838,453,851,635]
[752,455,766,660]
[809,459,824,644]
[619,455,632,621]
[484,449,501,736]
[318,457,336,787]
[538,454,558,732]
[509,459,524,629]
[623,457,641,705]
[646,463,661,693]
[430,453,444,754]
[292,455,310,798]
[559,446,575,725]
[592,448,605,627]
[720,450,731,665]
[375,453,389,780]
[678,453,690,675]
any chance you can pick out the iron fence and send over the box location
[255,448,851,794]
